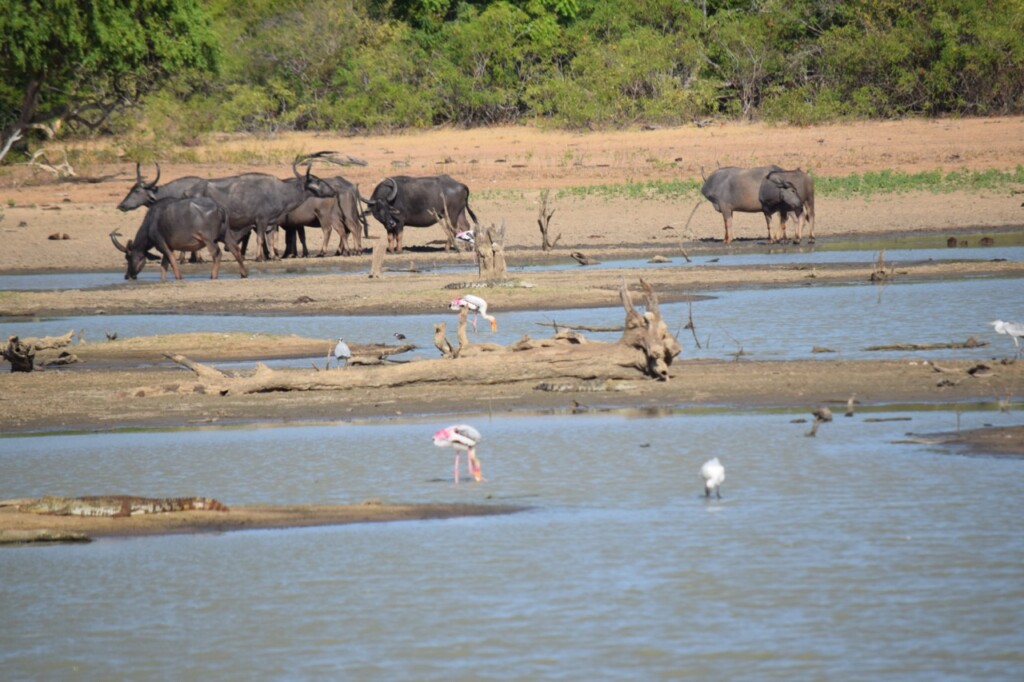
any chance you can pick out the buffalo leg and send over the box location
[225,232,249,278]
[722,213,733,244]
[778,211,788,243]
[206,240,223,279]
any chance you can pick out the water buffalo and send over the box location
[116,163,207,263]
[761,169,816,243]
[365,175,478,253]
[109,196,247,281]
[700,165,784,243]
[279,176,367,258]
[188,158,338,261]
[116,163,204,212]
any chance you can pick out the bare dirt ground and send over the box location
[2,118,1024,538]
[1,117,1022,436]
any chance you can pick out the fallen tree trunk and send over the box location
[865,336,988,351]
[155,279,681,395]
[165,341,662,396]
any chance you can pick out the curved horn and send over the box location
[109,230,128,253]
[135,162,144,183]
[149,162,161,188]
[700,165,707,182]
[386,177,398,202]
[292,158,302,179]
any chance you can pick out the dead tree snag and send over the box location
[3,335,36,372]
[537,190,560,251]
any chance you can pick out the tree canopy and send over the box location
[0,0,219,161]
[4,0,1024,159]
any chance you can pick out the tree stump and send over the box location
[2,335,36,372]
[476,222,507,280]
[368,238,387,278]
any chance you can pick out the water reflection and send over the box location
[1,408,1022,679]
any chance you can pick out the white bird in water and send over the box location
[333,337,351,367]
[450,294,497,332]
[432,424,484,483]
[990,320,1024,356]
[701,457,725,499]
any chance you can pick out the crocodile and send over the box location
[19,495,229,517]
[533,379,636,393]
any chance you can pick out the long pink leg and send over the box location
[468,449,483,482]
[454,454,460,484]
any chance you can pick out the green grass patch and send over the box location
[479,166,1024,202]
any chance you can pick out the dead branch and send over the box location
[534,321,624,333]
[455,307,470,356]
[23,329,75,350]
[570,251,598,266]
[865,337,988,352]
[26,149,76,178]
[537,189,560,251]
[434,323,454,358]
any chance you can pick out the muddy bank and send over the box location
[0,502,527,543]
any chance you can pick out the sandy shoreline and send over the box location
[0,502,528,543]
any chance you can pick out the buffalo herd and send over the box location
[113,154,813,281]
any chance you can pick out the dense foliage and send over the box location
[0,0,219,159]
[5,0,1024,152]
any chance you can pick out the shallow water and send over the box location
[3,277,1021,364]
[1,242,1020,290]
[2,407,1023,680]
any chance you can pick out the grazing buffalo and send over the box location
[279,176,367,258]
[110,196,247,281]
[365,175,478,253]
[188,158,338,261]
[700,165,783,243]
[761,169,816,243]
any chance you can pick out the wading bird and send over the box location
[432,424,484,483]
[450,294,497,332]
[701,457,725,499]
[333,338,351,367]
[991,320,1024,356]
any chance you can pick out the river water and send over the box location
[2,276,1020,364]
[1,407,1022,679]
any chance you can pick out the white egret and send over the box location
[991,320,1024,356]
[701,457,725,499]
[333,337,351,367]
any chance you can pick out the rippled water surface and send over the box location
[2,408,1023,680]
[2,277,1021,363]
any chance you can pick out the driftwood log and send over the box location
[157,280,681,395]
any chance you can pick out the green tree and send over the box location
[0,0,219,162]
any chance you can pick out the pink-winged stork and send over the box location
[432,424,484,483]
[449,294,497,333]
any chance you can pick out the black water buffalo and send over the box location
[116,163,204,212]
[365,175,478,253]
[700,165,784,243]
[188,158,338,261]
[109,196,247,281]
[279,176,367,258]
[761,169,816,243]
